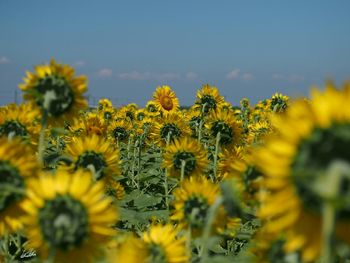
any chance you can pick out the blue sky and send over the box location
[1,0,350,106]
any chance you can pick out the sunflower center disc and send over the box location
[39,195,88,250]
[0,120,28,138]
[160,124,181,143]
[200,95,217,113]
[0,161,25,211]
[161,96,174,111]
[184,196,210,228]
[113,127,128,141]
[35,74,74,117]
[76,151,106,179]
[211,121,233,145]
[173,151,196,177]
[148,243,167,263]
[293,124,350,218]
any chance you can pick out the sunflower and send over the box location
[218,146,246,181]
[171,177,238,236]
[268,93,289,113]
[145,101,160,116]
[19,59,88,124]
[21,170,118,263]
[194,84,225,114]
[151,113,191,146]
[0,103,41,144]
[255,83,350,262]
[114,224,189,263]
[162,137,208,179]
[70,112,108,137]
[206,108,244,147]
[116,104,138,122]
[108,119,133,144]
[153,85,180,114]
[0,138,39,235]
[65,134,120,182]
[98,98,113,110]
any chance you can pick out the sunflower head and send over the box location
[21,170,118,262]
[171,177,219,231]
[109,119,132,143]
[269,93,289,113]
[19,59,88,124]
[153,85,180,114]
[207,108,244,147]
[255,83,350,261]
[0,138,39,235]
[195,84,225,114]
[65,134,120,181]
[0,103,41,144]
[151,113,190,146]
[163,137,209,178]
[98,98,113,110]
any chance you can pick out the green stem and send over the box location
[200,197,223,262]
[163,131,172,210]
[321,161,350,263]
[213,132,221,181]
[131,139,139,189]
[180,160,186,182]
[38,110,48,166]
[198,103,207,142]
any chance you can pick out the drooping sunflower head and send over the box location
[19,59,88,124]
[113,224,189,263]
[153,85,180,114]
[145,100,159,115]
[65,134,120,182]
[218,146,245,181]
[0,138,39,235]
[108,119,133,144]
[21,170,118,262]
[269,93,289,113]
[98,98,113,110]
[171,176,219,231]
[116,104,137,122]
[151,113,191,146]
[142,224,189,263]
[195,84,225,114]
[206,108,244,147]
[255,83,350,261]
[163,137,209,178]
[70,111,108,136]
[0,103,41,143]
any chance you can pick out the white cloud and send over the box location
[74,61,86,67]
[242,73,254,81]
[272,73,305,82]
[226,68,241,80]
[118,71,180,81]
[186,72,198,80]
[0,57,10,64]
[97,68,113,78]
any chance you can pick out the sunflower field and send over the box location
[0,59,350,263]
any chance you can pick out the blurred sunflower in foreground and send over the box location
[0,139,39,235]
[255,82,350,261]
[0,103,41,144]
[112,224,189,263]
[21,170,118,263]
[19,59,88,124]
